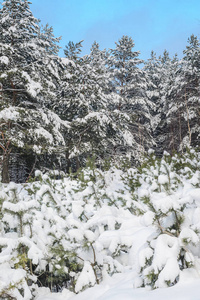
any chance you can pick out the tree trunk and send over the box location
[1,153,10,183]
[185,89,191,145]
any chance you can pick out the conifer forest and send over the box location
[1,1,200,300]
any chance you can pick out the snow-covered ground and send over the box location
[1,149,200,300]
[36,270,200,300]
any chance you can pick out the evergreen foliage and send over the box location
[108,35,155,160]
[0,149,200,299]
[1,1,200,178]
[0,0,66,182]
[1,1,200,297]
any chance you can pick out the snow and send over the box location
[187,188,200,203]
[179,228,199,245]
[1,151,200,299]
[0,55,9,65]
[33,127,54,144]
[158,174,168,184]
[0,107,20,121]
[21,71,43,98]
[0,263,32,300]
[35,271,200,300]
[152,235,180,287]
[75,261,96,293]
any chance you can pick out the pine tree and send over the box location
[145,50,180,154]
[143,51,163,154]
[58,40,130,170]
[178,35,200,148]
[108,35,154,161]
[163,36,200,153]
[56,40,84,121]
[0,0,66,182]
[39,23,61,56]
[158,50,174,151]
[134,150,200,289]
[164,54,184,153]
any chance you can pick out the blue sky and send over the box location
[7,1,200,60]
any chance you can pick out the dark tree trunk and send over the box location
[1,153,10,183]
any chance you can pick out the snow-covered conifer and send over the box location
[176,35,200,148]
[0,0,66,182]
[108,35,155,161]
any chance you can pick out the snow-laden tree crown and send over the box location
[1,1,200,183]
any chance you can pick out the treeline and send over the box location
[0,0,200,182]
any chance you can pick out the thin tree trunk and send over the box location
[0,133,11,183]
[1,152,10,183]
[170,123,175,153]
[185,89,191,145]
[178,104,183,153]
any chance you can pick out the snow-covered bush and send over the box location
[129,149,200,289]
[47,163,127,293]
[0,149,200,298]
[0,182,38,300]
